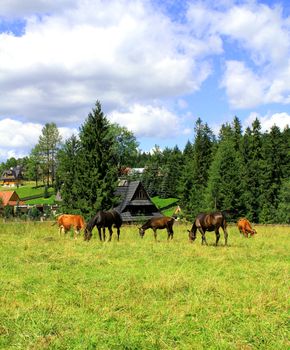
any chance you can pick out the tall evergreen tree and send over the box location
[160,146,183,198]
[76,101,119,216]
[56,135,81,212]
[259,125,287,222]
[204,122,246,214]
[241,118,263,222]
[276,179,290,223]
[205,117,245,215]
[141,145,163,197]
[179,118,215,217]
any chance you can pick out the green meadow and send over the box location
[0,222,289,350]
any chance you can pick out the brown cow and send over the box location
[54,214,86,239]
[237,218,257,238]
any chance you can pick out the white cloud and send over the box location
[1,0,290,161]
[219,3,289,66]
[0,118,76,160]
[244,112,290,132]
[0,0,74,17]
[187,1,290,108]
[221,61,266,108]
[0,0,214,124]
[109,104,189,138]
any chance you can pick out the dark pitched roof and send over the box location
[114,180,162,222]
[115,180,141,213]
[1,166,23,180]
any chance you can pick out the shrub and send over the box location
[28,207,41,221]
[3,206,14,219]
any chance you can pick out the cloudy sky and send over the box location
[0,0,290,161]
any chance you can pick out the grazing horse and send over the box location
[237,218,257,237]
[84,210,122,242]
[188,211,228,246]
[139,216,176,241]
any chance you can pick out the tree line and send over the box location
[1,101,289,223]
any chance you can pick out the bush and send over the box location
[28,207,41,221]
[43,186,49,198]
[3,206,14,219]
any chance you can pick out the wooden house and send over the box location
[114,180,162,222]
[0,191,24,207]
[1,166,23,186]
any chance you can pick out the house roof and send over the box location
[115,181,146,213]
[114,180,162,222]
[0,191,24,206]
[1,166,23,181]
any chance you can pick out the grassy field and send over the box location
[0,222,289,349]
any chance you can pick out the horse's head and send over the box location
[251,229,257,236]
[139,227,145,238]
[187,229,196,242]
[84,226,93,241]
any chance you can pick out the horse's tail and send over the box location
[222,209,238,217]
[221,209,238,225]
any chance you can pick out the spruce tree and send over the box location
[160,146,183,199]
[276,179,290,223]
[76,101,119,216]
[179,118,215,217]
[141,145,163,197]
[259,125,286,222]
[56,135,81,213]
[204,121,246,215]
[241,118,263,222]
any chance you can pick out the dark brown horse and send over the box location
[139,216,176,241]
[187,211,228,246]
[84,210,122,242]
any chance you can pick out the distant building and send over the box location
[118,167,145,177]
[1,166,23,187]
[114,180,162,222]
[0,191,24,207]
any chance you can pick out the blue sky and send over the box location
[0,0,290,161]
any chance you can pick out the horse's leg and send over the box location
[215,228,220,246]
[170,226,174,239]
[153,229,157,241]
[108,226,113,242]
[223,226,229,245]
[97,227,102,241]
[74,228,78,240]
[103,228,106,241]
[167,227,170,241]
[117,227,120,241]
[198,227,207,245]
[168,224,174,240]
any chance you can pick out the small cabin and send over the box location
[114,180,162,222]
[1,166,23,187]
[0,191,24,208]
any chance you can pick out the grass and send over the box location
[25,195,56,205]
[151,196,179,210]
[0,183,54,199]
[0,222,289,349]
